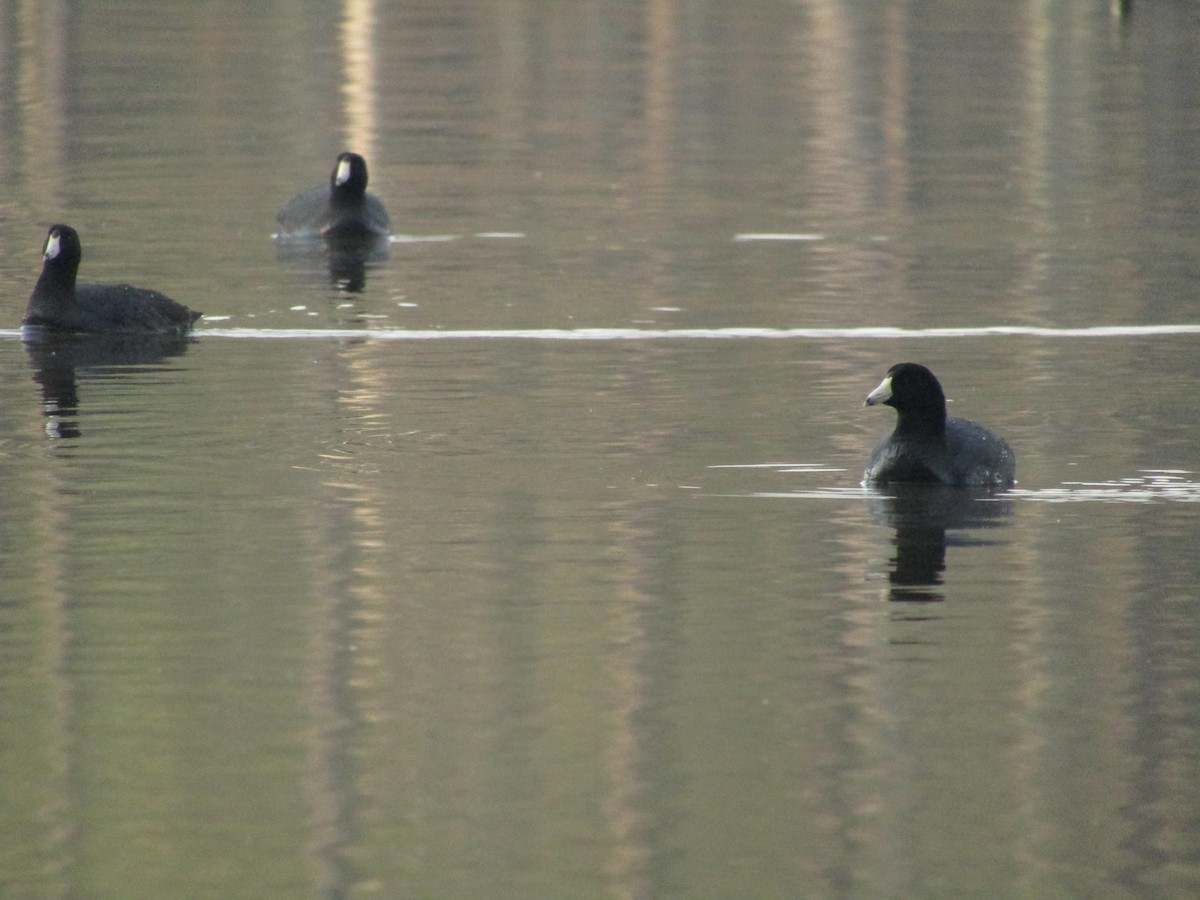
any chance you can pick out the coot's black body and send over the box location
[23,225,200,335]
[863,363,1015,487]
[276,151,391,241]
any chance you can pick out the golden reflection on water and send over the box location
[15,0,67,210]
[340,0,378,163]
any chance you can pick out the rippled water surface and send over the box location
[2,2,1200,898]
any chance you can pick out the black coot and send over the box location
[276,151,391,240]
[863,362,1015,487]
[23,224,200,335]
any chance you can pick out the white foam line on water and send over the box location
[719,488,877,500]
[389,233,460,243]
[708,462,817,469]
[4,324,1200,342]
[188,324,1200,341]
[733,233,826,242]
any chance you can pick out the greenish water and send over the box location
[1,2,1199,898]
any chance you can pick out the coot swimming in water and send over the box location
[276,151,391,241]
[23,224,200,335]
[863,362,1015,487]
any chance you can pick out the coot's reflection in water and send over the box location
[274,234,390,293]
[866,484,1014,603]
[23,330,196,439]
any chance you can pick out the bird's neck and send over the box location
[895,408,946,438]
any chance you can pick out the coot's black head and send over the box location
[43,223,83,266]
[864,362,947,432]
[329,152,369,204]
[37,224,84,290]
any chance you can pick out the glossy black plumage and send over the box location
[23,224,200,335]
[863,363,1015,487]
[276,151,391,240]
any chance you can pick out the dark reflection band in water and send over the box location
[275,233,391,294]
[865,485,1014,603]
[23,330,196,439]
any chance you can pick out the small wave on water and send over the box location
[703,462,868,500]
[1012,470,1200,504]
[701,463,1200,506]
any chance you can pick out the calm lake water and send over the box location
[2,2,1200,898]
